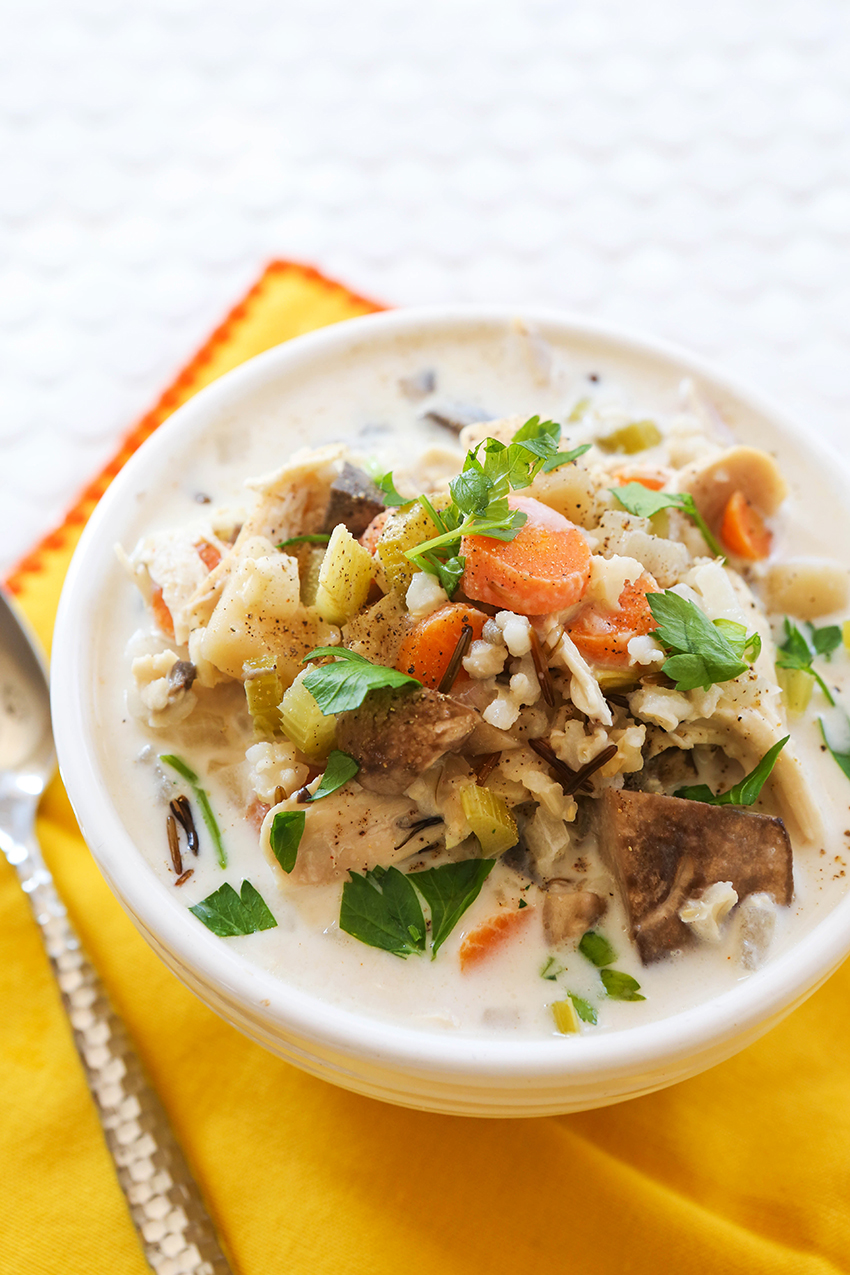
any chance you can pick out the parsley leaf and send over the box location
[819,709,850,784]
[647,591,759,692]
[310,750,359,800]
[600,969,645,1001]
[777,619,837,705]
[611,483,725,559]
[277,533,331,549]
[339,858,496,959]
[373,471,412,507]
[675,735,789,806]
[408,859,495,957]
[540,955,564,981]
[269,810,305,873]
[189,880,277,937]
[160,753,227,868]
[568,993,598,1025]
[404,415,587,594]
[579,930,617,967]
[302,646,421,714]
[339,866,426,957]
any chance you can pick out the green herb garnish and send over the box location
[277,533,331,549]
[819,709,850,784]
[310,750,359,801]
[385,415,587,596]
[777,618,839,706]
[373,471,412,508]
[268,810,305,873]
[611,483,724,558]
[600,969,645,1001]
[540,955,564,981]
[675,735,789,806]
[189,880,277,937]
[647,591,761,692]
[302,647,421,715]
[339,865,426,957]
[408,859,495,957]
[340,858,495,959]
[578,930,617,968]
[160,753,227,868]
[568,993,598,1024]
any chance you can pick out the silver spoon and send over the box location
[0,587,234,1275]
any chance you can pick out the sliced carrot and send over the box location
[459,906,534,971]
[612,467,668,491]
[567,572,658,666]
[461,495,591,616]
[359,509,390,554]
[195,539,222,571]
[720,490,772,560]
[395,602,487,689]
[151,586,175,639]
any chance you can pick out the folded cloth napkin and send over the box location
[2,261,848,1275]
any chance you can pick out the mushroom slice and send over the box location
[542,883,605,947]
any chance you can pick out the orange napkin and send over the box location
[2,261,848,1275]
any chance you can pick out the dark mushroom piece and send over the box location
[335,685,478,795]
[322,462,386,538]
[597,788,793,963]
[543,882,606,947]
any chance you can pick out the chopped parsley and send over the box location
[578,930,617,968]
[302,646,421,714]
[373,471,411,508]
[676,735,789,806]
[600,969,645,1002]
[776,618,840,706]
[540,955,564,981]
[277,533,331,549]
[611,483,725,559]
[309,750,359,801]
[340,858,495,959]
[189,880,277,937]
[568,993,598,1025]
[268,810,305,873]
[647,591,761,692]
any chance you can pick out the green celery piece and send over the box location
[160,753,227,869]
[189,881,277,937]
[819,709,850,784]
[675,736,789,807]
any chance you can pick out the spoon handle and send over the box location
[8,822,234,1275]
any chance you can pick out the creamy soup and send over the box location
[98,321,850,1038]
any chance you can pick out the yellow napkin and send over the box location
[3,261,848,1275]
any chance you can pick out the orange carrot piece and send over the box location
[359,509,390,554]
[460,906,534,971]
[720,490,772,560]
[195,539,222,571]
[567,572,658,666]
[395,602,487,688]
[151,586,175,639]
[461,496,591,616]
[612,467,667,491]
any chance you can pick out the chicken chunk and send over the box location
[336,686,479,795]
[597,788,792,963]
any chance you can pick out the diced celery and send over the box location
[459,784,518,857]
[776,665,813,716]
[376,502,441,595]
[314,524,375,626]
[843,620,850,652]
[299,544,326,607]
[279,670,337,760]
[596,667,639,693]
[597,420,662,454]
[552,998,581,1034]
[243,657,283,739]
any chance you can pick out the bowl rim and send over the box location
[51,302,850,1084]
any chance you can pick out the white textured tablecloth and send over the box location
[2,0,848,574]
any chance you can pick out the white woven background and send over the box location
[2,0,848,576]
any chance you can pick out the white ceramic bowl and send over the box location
[52,306,850,1117]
